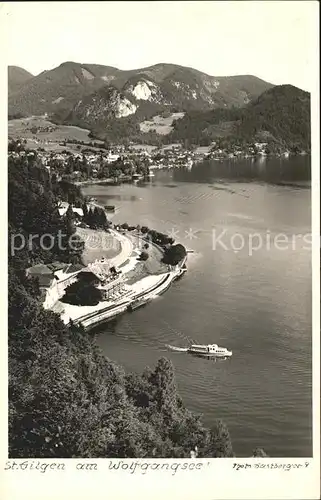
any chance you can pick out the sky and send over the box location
[2,1,319,91]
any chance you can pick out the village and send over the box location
[8,135,202,183]
[9,134,297,188]
[8,113,301,189]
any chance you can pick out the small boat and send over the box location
[174,265,187,280]
[127,296,151,311]
[188,344,232,358]
[132,173,144,182]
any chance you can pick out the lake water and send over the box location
[82,156,312,457]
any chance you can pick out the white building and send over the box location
[106,153,120,163]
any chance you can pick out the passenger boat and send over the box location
[127,296,151,311]
[188,344,232,358]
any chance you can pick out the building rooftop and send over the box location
[26,263,53,276]
[47,261,66,272]
[38,275,55,288]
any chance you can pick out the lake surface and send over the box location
[82,156,312,457]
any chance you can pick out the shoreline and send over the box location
[74,153,310,187]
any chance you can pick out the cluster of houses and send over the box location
[207,141,270,159]
[13,133,295,185]
[206,141,294,159]
[9,139,296,174]
[8,139,209,180]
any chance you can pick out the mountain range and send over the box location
[8,61,310,149]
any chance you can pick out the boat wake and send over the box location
[161,320,196,345]
[166,344,189,352]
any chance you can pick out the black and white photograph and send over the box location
[2,1,320,499]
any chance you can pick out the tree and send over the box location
[62,279,102,306]
[162,244,187,266]
[82,202,88,221]
[93,207,102,228]
[86,208,94,227]
[139,251,149,261]
[66,156,74,175]
[252,448,268,457]
[65,204,75,232]
[58,204,84,264]
[99,209,108,229]
[150,357,177,415]
[207,420,234,458]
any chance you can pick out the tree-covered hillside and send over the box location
[167,107,241,145]
[235,85,310,149]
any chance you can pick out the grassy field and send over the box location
[139,112,185,135]
[8,116,104,152]
[130,144,158,153]
[124,232,168,285]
